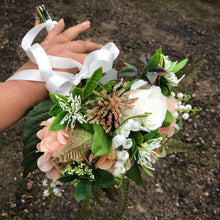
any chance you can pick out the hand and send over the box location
[15,20,103,73]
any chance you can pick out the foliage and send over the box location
[23,100,53,177]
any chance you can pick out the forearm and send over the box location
[0,80,48,132]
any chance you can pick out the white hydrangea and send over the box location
[115,126,130,138]
[112,134,127,149]
[43,189,49,197]
[53,187,60,196]
[117,150,129,163]
[177,92,184,99]
[182,112,189,120]
[123,138,133,149]
[122,118,144,132]
[113,161,126,177]
[185,104,192,110]
[173,112,179,119]
[42,179,47,186]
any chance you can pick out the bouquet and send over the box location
[20,5,204,219]
[23,49,204,217]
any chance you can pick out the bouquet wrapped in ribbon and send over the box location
[9,5,204,219]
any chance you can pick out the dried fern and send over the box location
[56,127,93,162]
[175,59,206,91]
[73,186,106,220]
[161,138,197,155]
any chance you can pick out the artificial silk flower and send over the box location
[122,82,167,132]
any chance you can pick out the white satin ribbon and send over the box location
[6,20,119,95]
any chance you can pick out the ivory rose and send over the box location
[122,80,167,132]
[36,117,70,182]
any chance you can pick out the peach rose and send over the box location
[36,117,69,157]
[36,117,70,182]
[159,97,179,137]
[95,147,117,173]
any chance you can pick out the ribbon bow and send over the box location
[7,20,119,95]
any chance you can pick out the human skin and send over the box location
[0,19,102,132]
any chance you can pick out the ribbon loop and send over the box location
[6,21,120,95]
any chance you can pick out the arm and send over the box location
[0,20,102,132]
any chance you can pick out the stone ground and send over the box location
[0,0,219,219]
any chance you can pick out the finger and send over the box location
[41,19,65,47]
[55,51,87,64]
[66,40,103,53]
[62,21,90,41]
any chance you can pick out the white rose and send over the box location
[122,80,167,132]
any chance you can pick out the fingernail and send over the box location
[98,44,103,49]
[58,18,64,23]
[82,20,90,27]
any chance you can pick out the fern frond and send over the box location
[56,127,93,162]
[161,138,197,155]
[175,59,206,91]
[73,186,106,220]
[110,179,130,220]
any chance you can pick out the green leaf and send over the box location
[49,93,68,104]
[149,48,162,70]
[144,129,162,141]
[79,122,94,133]
[172,58,188,74]
[83,67,103,97]
[92,124,112,156]
[74,178,92,201]
[130,139,138,159]
[162,111,174,127]
[118,62,138,78]
[23,100,54,177]
[146,71,158,85]
[72,87,83,97]
[49,104,62,116]
[130,131,144,145]
[124,79,139,91]
[126,163,142,185]
[142,166,154,178]
[94,169,115,188]
[96,81,115,93]
[49,111,68,131]
[57,174,77,183]
[174,115,182,134]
